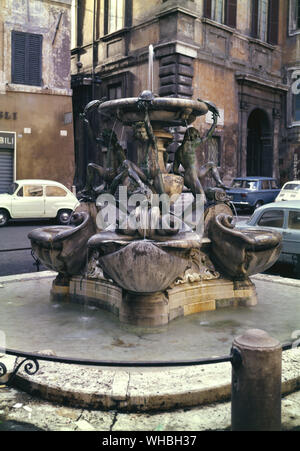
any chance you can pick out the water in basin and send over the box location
[0,276,299,362]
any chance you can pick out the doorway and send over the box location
[247,109,272,176]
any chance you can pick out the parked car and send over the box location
[236,201,300,272]
[275,180,300,202]
[0,179,80,227]
[226,177,280,211]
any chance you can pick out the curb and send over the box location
[3,347,299,412]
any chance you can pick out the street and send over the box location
[0,219,53,276]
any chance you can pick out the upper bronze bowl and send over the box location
[98,97,209,127]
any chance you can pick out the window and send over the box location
[203,0,237,28]
[231,180,258,189]
[261,180,270,189]
[283,183,300,191]
[289,0,300,34]
[288,211,300,230]
[291,70,300,123]
[17,185,43,197]
[46,186,67,197]
[258,210,284,228]
[270,180,279,189]
[105,0,125,34]
[293,91,300,122]
[251,0,279,44]
[108,83,122,100]
[11,31,42,86]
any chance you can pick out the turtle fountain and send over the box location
[28,86,282,327]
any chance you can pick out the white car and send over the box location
[275,180,300,202]
[0,179,80,227]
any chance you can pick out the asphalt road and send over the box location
[0,219,54,276]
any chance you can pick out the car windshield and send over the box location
[283,183,300,191]
[7,182,18,194]
[231,180,258,190]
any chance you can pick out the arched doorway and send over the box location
[247,109,272,176]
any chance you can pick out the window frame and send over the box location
[203,0,237,29]
[289,0,300,35]
[250,0,279,45]
[104,0,132,36]
[257,209,284,228]
[289,68,300,127]
[288,210,300,230]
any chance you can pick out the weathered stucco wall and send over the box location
[0,0,75,189]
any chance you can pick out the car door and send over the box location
[11,183,45,218]
[44,184,68,218]
[260,180,273,203]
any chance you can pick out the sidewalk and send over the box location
[0,382,300,431]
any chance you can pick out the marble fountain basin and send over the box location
[87,230,202,294]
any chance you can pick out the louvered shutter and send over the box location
[251,0,259,38]
[203,0,212,19]
[11,31,26,84]
[225,0,237,28]
[11,31,42,86]
[27,34,42,86]
[268,0,279,45]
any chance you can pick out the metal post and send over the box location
[231,329,282,431]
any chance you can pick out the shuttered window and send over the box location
[11,31,42,86]
[289,0,300,34]
[251,0,259,38]
[224,0,237,28]
[251,0,279,44]
[267,0,279,44]
[203,0,237,28]
[203,0,212,18]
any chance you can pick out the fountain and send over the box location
[28,48,282,327]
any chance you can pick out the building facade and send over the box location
[0,0,75,193]
[71,0,300,189]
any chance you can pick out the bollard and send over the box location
[231,329,282,431]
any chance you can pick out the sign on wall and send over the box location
[0,132,15,149]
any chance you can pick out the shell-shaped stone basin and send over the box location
[210,214,282,278]
[28,209,97,276]
[88,230,202,293]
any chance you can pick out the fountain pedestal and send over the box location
[63,273,257,327]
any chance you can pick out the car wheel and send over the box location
[254,201,263,210]
[0,209,9,227]
[57,209,72,225]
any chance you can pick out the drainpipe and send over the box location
[92,0,96,100]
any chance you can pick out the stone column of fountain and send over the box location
[28,46,283,327]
